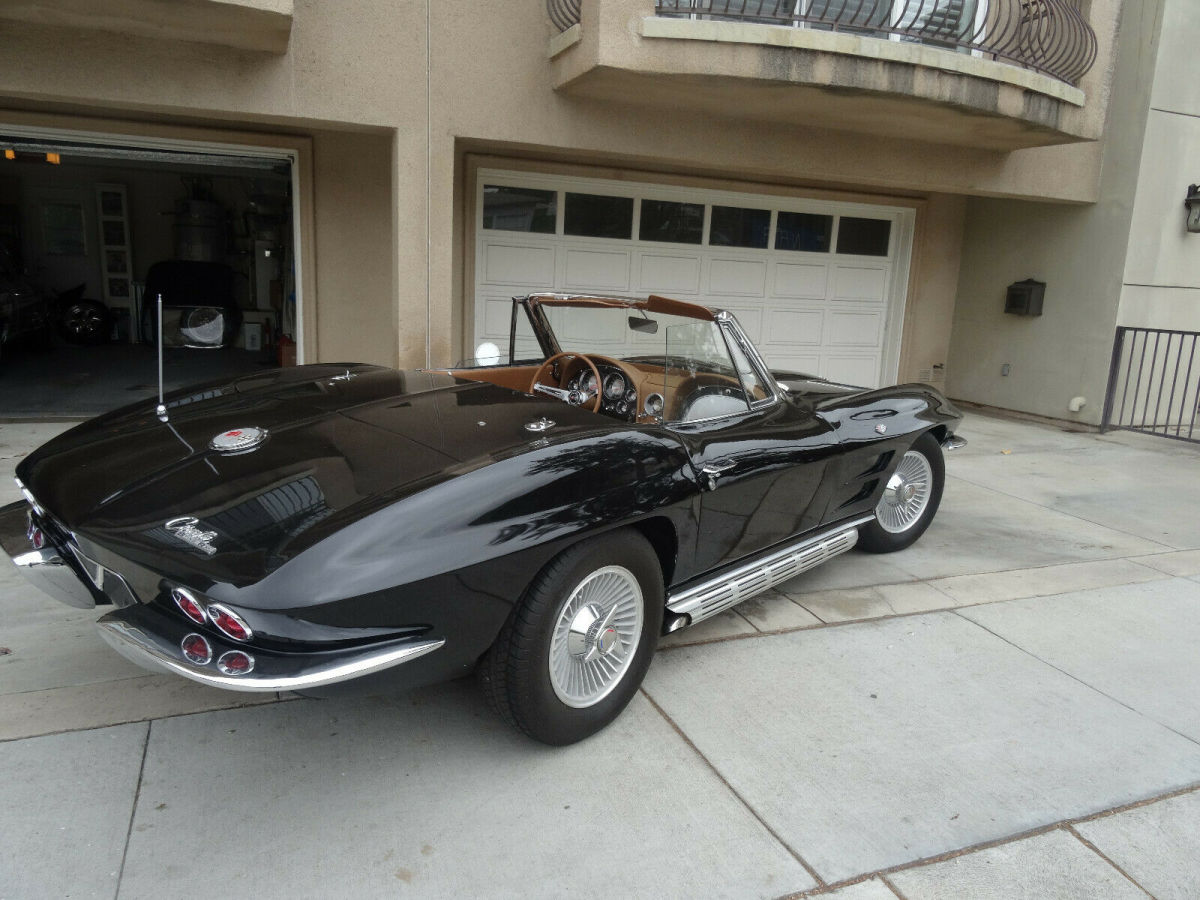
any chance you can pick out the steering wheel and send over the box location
[529,352,603,413]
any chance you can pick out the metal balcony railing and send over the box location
[547,0,1097,85]
[548,0,582,31]
[1102,327,1200,444]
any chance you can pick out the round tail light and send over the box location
[180,633,212,665]
[208,604,253,642]
[217,650,255,675]
[173,588,207,625]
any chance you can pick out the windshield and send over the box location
[528,299,770,422]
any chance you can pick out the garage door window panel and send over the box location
[836,217,891,256]
[775,212,833,253]
[640,200,704,244]
[564,193,634,240]
[709,206,770,249]
[483,185,556,234]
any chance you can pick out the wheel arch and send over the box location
[628,515,678,589]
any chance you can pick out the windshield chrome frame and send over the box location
[715,310,781,412]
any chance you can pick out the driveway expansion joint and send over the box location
[783,781,1200,898]
[1064,824,1157,899]
[639,686,827,889]
[113,721,151,900]
[952,608,1200,751]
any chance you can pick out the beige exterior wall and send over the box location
[0,0,1125,388]
[1117,0,1200,331]
[946,0,1164,425]
[310,128,396,367]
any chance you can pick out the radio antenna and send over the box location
[155,293,168,422]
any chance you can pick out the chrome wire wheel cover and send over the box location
[548,565,644,709]
[876,450,934,534]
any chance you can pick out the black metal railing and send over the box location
[548,1,1098,86]
[1102,327,1200,444]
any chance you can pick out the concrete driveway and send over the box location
[2,411,1199,899]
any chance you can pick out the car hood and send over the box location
[16,364,609,578]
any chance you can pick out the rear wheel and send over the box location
[479,529,663,745]
[858,432,945,553]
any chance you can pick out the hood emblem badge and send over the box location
[209,426,269,454]
[164,517,219,556]
[875,424,888,434]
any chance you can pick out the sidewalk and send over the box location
[2,412,1199,898]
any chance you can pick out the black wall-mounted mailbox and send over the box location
[1005,279,1045,317]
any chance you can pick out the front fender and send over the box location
[813,384,963,521]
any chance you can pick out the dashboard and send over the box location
[567,363,639,420]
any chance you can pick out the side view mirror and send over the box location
[474,342,501,366]
[629,316,658,334]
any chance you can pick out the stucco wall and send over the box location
[310,128,397,367]
[0,0,1125,379]
[899,194,966,387]
[945,0,1164,425]
[1117,0,1200,331]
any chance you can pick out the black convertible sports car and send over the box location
[1,293,963,744]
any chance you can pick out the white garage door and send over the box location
[473,170,914,387]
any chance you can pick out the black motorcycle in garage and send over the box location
[1,244,112,360]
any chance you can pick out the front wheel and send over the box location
[858,432,945,553]
[479,529,663,745]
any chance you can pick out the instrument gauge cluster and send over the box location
[603,373,626,401]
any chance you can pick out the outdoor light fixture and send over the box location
[1186,184,1200,233]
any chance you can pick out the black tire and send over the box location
[58,299,110,345]
[858,431,945,554]
[479,529,663,746]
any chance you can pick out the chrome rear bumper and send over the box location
[96,604,445,693]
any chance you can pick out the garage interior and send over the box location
[0,133,298,417]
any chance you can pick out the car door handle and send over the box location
[700,459,736,489]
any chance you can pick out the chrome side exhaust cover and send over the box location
[667,516,872,626]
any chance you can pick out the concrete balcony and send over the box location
[0,0,293,53]
[547,0,1112,151]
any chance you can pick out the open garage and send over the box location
[0,128,301,417]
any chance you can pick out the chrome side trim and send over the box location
[668,516,872,625]
[96,616,445,693]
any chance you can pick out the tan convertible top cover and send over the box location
[525,293,716,322]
